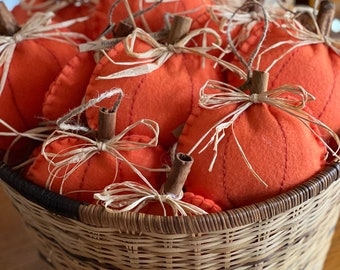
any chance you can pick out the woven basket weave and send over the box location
[1,160,340,270]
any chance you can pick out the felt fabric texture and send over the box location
[85,35,225,149]
[12,1,97,37]
[228,21,340,137]
[26,135,168,203]
[42,51,97,121]
[0,38,78,153]
[177,100,327,210]
[92,0,212,37]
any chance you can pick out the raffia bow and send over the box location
[94,181,207,216]
[0,11,90,96]
[188,79,340,186]
[97,27,246,80]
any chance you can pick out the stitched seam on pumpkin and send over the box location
[268,46,299,90]
[182,54,195,118]
[128,76,146,132]
[78,152,92,201]
[35,39,64,70]
[223,116,242,209]
[268,106,288,192]
[6,71,30,129]
[317,49,336,119]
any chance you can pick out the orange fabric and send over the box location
[85,37,225,149]
[12,1,97,37]
[26,135,168,203]
[228,21,340,138]
[0,38,77,153]
[177,101,327,210]
[42,51,96,121]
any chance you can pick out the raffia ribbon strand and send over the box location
[188,80,340,186]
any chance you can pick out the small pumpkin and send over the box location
[27,91,168,203]
[95,152,222,215]
[85,15,226,149]
[177,71,331,210]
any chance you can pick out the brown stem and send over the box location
[97,92,122,141]
[317,0,335,36]
[0,2,20,36]
[250,70,269,94]
[163,153,193,197]
[167,15,192,44]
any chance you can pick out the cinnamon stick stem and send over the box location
[97,92,122,141]
[163,153,193,197]
[317,0,335,36]
[250,70,269,94]
[167,15,192,44]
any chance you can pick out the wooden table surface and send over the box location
[0,186,339,270]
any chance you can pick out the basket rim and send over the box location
[1,161,339,234]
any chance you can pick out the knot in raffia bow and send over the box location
[94,181,207,216]
[97,27,245,80]
[0,11,89,96]
[189,79,340,186]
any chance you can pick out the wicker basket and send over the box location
[1,160,340,270]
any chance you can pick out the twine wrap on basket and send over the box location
[0,160,339,269]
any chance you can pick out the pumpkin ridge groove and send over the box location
[128,76,146,130]
[316,49,336,119]
[268,106,288,192]
[78,153,92,201]
[6,71,30,129]
[34,39,64,70]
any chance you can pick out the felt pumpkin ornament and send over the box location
[95,152,222,215]
[26,89,168,203]
[85,15,239,149]
[228,0,340,138]
[0,5,87,159]
[12,0,98,37]
[42,51,97,121]
[176,71,338,210]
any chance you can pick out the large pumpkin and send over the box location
[85,14,226,149]
[177,72,329,210]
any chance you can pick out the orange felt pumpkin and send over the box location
[95,152,221,215]
[27,91,168,203]
[26,134,167,203]
[0,10,82,156]
[228,3,340,138]
[177,73,330,210]
[85,15,226,149]
[42,51,97,121]
[12,0,98,37]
